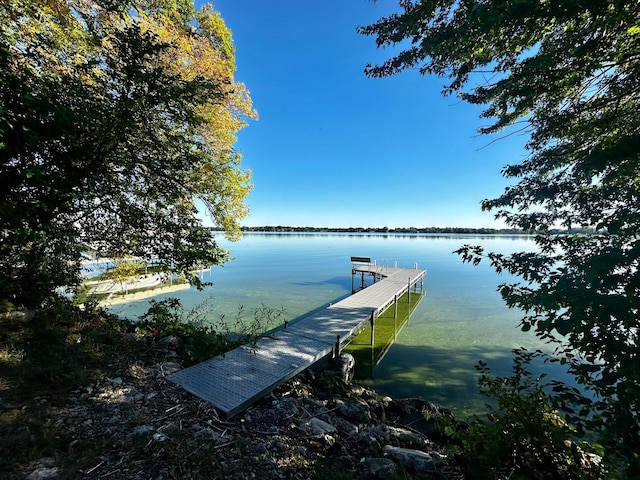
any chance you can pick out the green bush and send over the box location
[456,349,604,480]
[134,298,284,364]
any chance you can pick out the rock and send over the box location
[152,432,169,442]
[360,424,390,444]
[25,458,59,480]
[118,386,142,403]
[130,425,154,436]
[360,457,397,480]
[317,433,335,447]
[156,335,178,348]
[382,445,435,474]
[24,467,59,480]
[336,399,372,423]
[334,353,355,383]
[388,426,427,447]
[159,362,182,376]
[300,417,336,435]
[110,377,123,385]
[332,416,359,435]
[253,441,268,454]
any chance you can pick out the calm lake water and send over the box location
[110,232,570,418]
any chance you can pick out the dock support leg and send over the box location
[394,309,398,340]
[334,335,341,359]
[394,294,398,318]
[408,278,411,303]
[370,310,375,346]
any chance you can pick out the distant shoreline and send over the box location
[211,226,594,235]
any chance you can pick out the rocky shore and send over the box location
[24,358,465,480]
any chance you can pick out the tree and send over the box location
[103,258,140,295]
[359,1,640,475]
[1,0,255,307]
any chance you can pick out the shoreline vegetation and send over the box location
[2,294,603,479]
[217,226,595,235]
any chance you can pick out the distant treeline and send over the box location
[210,226,596,235]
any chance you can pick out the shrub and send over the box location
[456,349,604,480]
[134,298,285,364]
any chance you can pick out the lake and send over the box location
[109,232,569,418]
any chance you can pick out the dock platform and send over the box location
[168,263,426,417]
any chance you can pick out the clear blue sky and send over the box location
[205,0,529,229]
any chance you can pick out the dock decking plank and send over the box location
[169,265,425,416]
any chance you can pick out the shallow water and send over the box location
[110,232,569,418]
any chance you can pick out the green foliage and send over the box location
[101,258,140,293]
[134,297,284,365]
[0,0,254,308]
[361,1,640,474]
[455,349,604,480]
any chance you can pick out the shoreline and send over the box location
[99,283,191,306]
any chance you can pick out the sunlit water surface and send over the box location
[110,233,570,418]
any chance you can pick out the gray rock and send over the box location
[360,457,397,480]
[24,467,59,480]
[300,417,336,435]
[360,424,390,444]
[388,426,427,447]
[332,416,359,435]
[383,445,435,474]
[336,399,372,423]
[130,425,154,436]
[25,458,59,480]
[160,362,182,376]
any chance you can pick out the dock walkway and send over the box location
[169,264,426,417]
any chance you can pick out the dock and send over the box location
[168,260,426,417]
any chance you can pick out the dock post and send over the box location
[370,310,375,346]
[394,294,398,318]
[394,307,397,339]
[408,278,411,303]
[334,335,341,359]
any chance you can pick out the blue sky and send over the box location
[207,0,529,229]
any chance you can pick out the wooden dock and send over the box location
[168,262,426,417]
